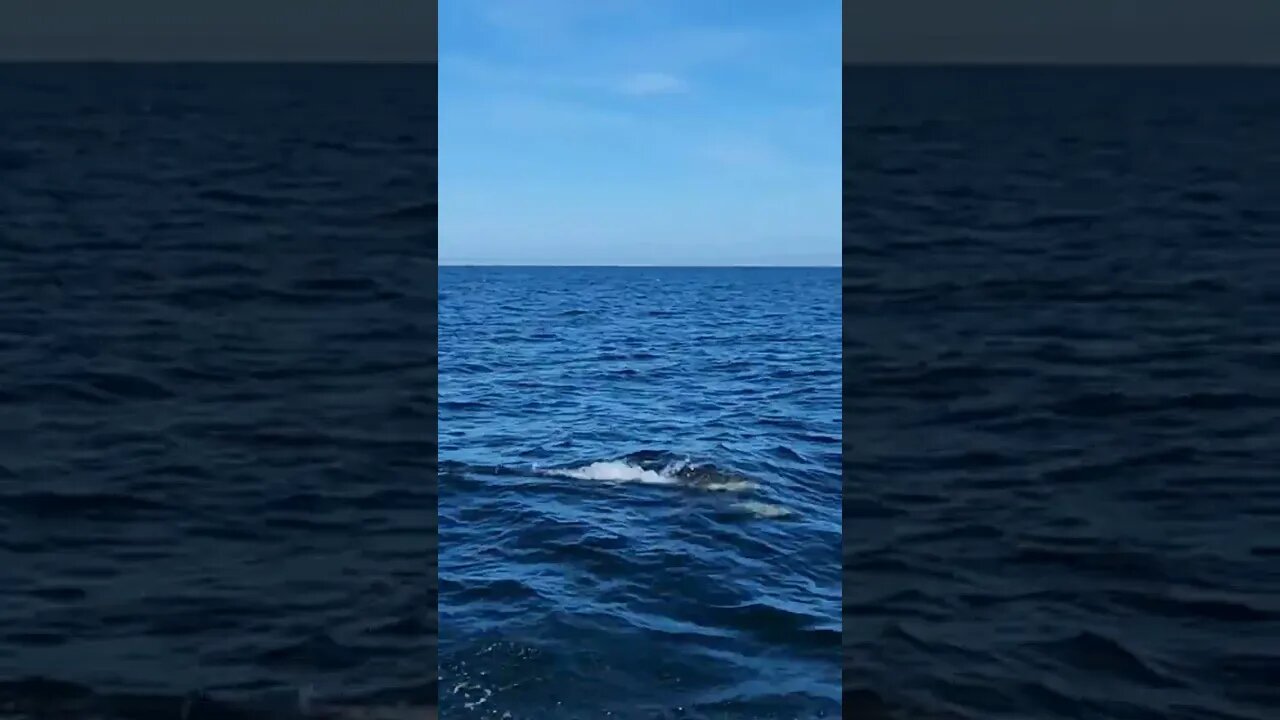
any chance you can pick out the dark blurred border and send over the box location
[0,0,439,716]
[0,0,436,63]
[842,2,1279,717]
[844,0,1280,65]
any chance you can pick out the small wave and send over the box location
[198,187,280,208]
[2,491,169,519]
[541,453,758,492]
[1030,630,1182,689]
[375,201,435,222]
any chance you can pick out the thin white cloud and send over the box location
[445,56,680,98]
[618,72,688,96]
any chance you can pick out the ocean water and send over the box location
[439,266,843,718]
[845,67,1280,720]
[0,64,437,717]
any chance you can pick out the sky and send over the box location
[846,0,1280,64]
[439,0,841,266]
[0,0,436,61]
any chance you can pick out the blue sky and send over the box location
[439,0,841,266]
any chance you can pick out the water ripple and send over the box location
[0,64,437,713]
[440,266,841,718]
[845,66,1280,720]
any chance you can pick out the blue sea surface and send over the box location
[0,64,436,718]
[846,67,1280,720]
[439,266,843,718]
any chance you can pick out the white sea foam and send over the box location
[699,480,756,492]
[543,458,757,492]
[734,501,793,519]
[545,460,680,485]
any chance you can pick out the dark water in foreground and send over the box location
[439,267,843,718]
[846,67,1280,720]
[0,65,437,717]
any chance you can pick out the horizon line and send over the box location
[1,60,1274,68]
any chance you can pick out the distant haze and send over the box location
[0,0,436,61]
[846,0,1280,64]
